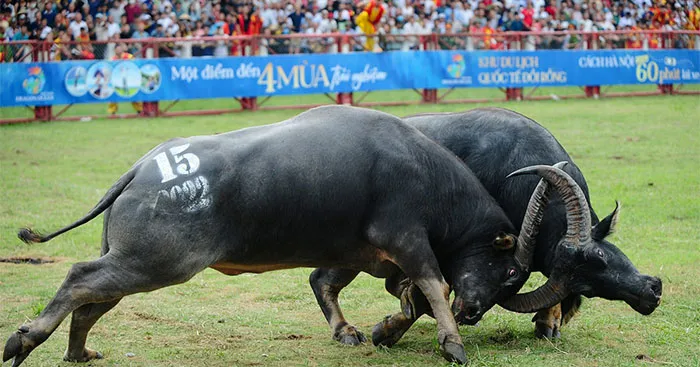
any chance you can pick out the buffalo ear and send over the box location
[592,201,621,240]
[493,232,516,250]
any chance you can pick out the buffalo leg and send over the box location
[63,300,121,362]
[532,303,562,339]
[309,268,367,345]
[3,252,211,367]
[372,274,433,347]
[533,294,582,339]
[371,229,466,365]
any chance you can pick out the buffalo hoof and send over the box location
[371,314,412,347]
[333,324,367,346]
[439,339,468,365]
[534,324,561,339]
[3,328,37,367]
[64,347,104,362]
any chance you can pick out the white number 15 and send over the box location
[153,143,201,183]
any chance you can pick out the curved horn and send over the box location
[499,278,569,313]
[509,164,592,246]
[511,161,568,272]
[499,163,592,313]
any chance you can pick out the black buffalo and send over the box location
[5,106,560,366]
[361,107,663,346]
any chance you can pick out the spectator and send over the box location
[54,31,73,60]
[38,17,51,40]
[108,1,123,22]
[130,20,148,55]
[68,12,87,39]
[521,1,535,30]
[41,2,55,26]
[124,0,141,24]
[504,10,525,31]
[0,0,696,59]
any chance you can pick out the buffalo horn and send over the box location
[512,161,568,272]
[510,164,592,247]
[498,278,569,313]
[499,164,591,313]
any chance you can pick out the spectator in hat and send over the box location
[355,0,385,51]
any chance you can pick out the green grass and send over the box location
[1,95,699,366]
[1,84,699,121]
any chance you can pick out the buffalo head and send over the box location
[498,163,662,316]
[444,231,529,325]
[443,163,575,325]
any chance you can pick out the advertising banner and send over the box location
[1,50,698,107]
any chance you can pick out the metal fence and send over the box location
[2,30,699,63]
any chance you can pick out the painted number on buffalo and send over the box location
[153,143,211,213]
[153,143,200,183]
[157,175,212,213]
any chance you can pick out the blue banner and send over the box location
[1,50,698,107]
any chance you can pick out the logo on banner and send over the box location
[140,64,162,94]
[447,54,466,78]
[86,62,114,99]
[64,66,89,97]
[443,54,472,85]
[23,67,45,95]
[113,61,142,98]
[15,66,54,103]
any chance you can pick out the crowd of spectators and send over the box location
[1,0,699,60]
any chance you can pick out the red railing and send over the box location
[2,30,699,62]
[1,30,698,124]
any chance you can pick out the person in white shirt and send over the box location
[571,4,583,24]
[108,0,124,22]
[261,4,277,28]
[69,12,88,39]
[95,14,109,41]
[157,12,173,30]
[38,19,52,40]
[401,3,414,19]
[424,0,436,15]
[618,11,636,28]
[318,10,335,33]
[401,16,419,51]
[106,15,120,38]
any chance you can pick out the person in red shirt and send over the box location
[544,3,557,18]
[124,0,141,25]
[652,4,672,25]
[625,25,643,49]
[355,0,385,51]
[249,8,263,35]
[521,2,535,30]
[247,8,263,54]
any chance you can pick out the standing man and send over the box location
[107,43,144,115]
[355,0,384,51]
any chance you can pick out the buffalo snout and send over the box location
[452,297,484,326]
[626,275,663,316]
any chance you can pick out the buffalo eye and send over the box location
[596,249,604,257]
[508,268,517,278]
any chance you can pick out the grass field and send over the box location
[0,95,699,367]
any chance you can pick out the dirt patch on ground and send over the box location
[273,334,311,341]
[0,257,56,265]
